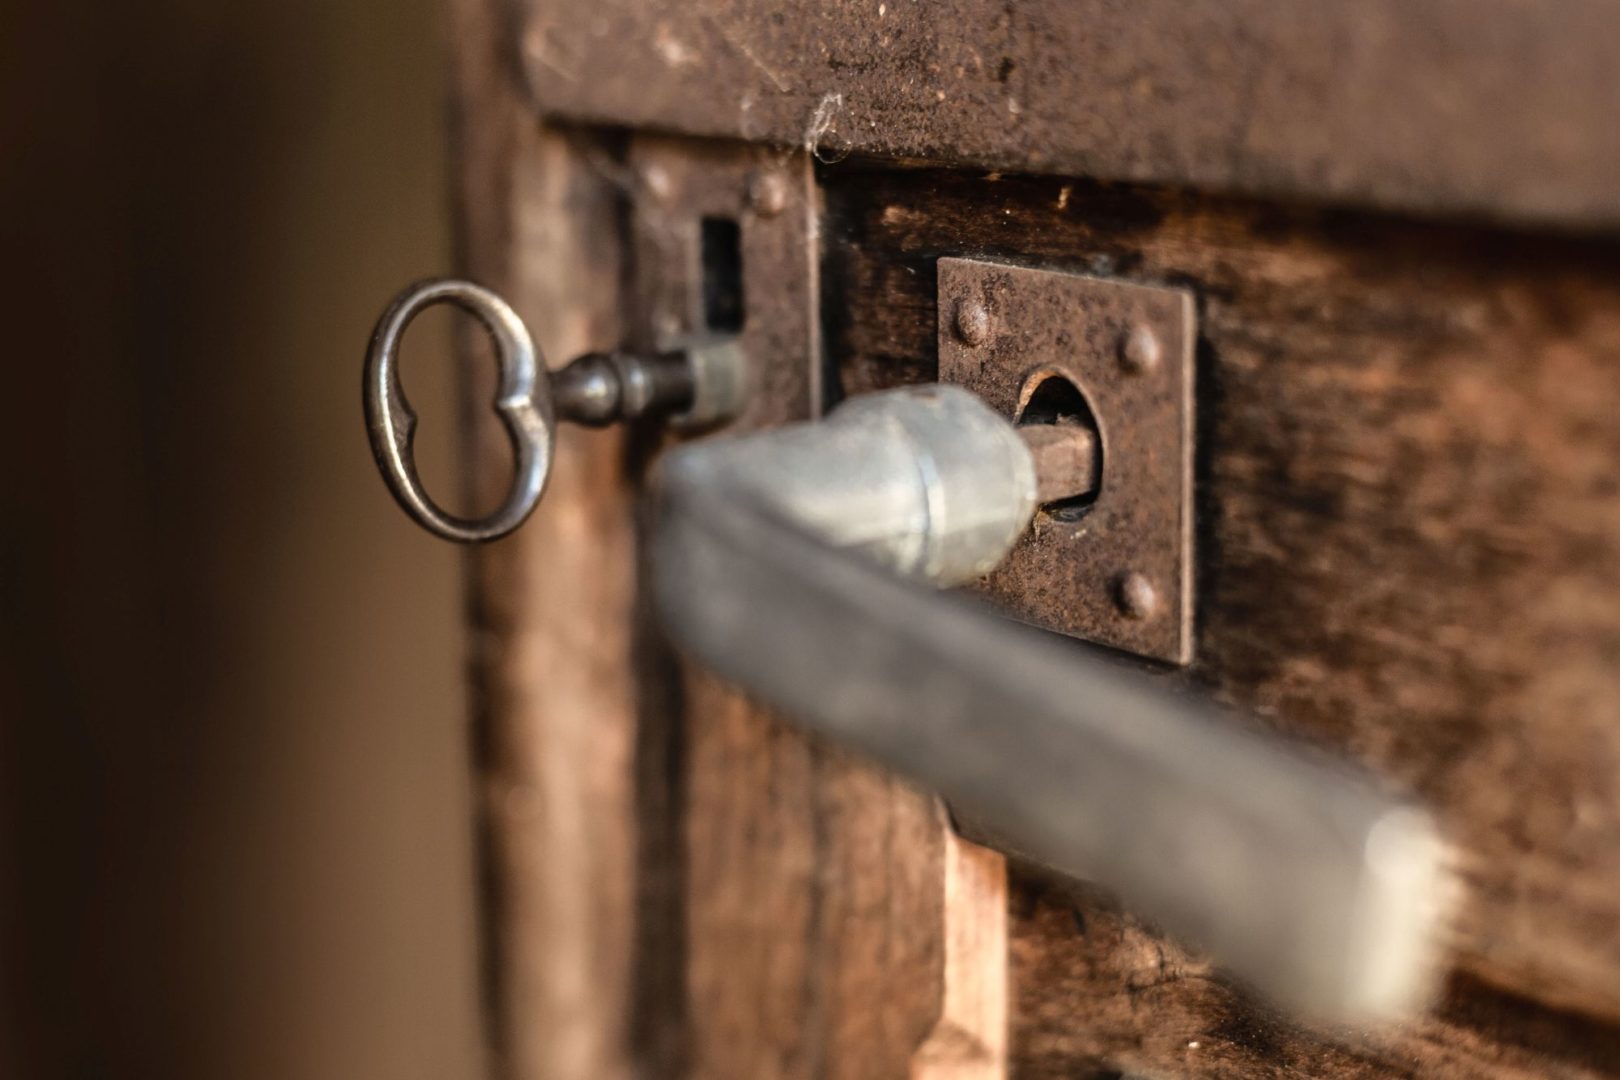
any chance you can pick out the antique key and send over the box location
[364,279,746,542]
[364,277,1451,1027]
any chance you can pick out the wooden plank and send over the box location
[1014,885,1620,1079]
[519,0,1620,230]
[677,689,959,1078]
[449,2,639,1076]
[820,162,1620,1069]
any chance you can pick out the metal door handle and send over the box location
[362,281,1450,1027]
[651,385,1449,1027]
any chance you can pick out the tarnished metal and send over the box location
[364,279,555,543]
[670,338,750,429]
[520,0,1620,230]
[650,424,1451,1025]
[550,349,695,427]
[938,258,1195,664]
[363,279,746,542]
[665,385,1038,587]
[1018,424,1098,507]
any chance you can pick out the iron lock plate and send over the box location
[937,258,1195,664]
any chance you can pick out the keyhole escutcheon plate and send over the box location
[938,257,1195,664]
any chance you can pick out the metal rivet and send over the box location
[954,299,991,346]
[749,170,789,217]
[1114,572,1160,620]
[1119,324,1161,374]
[641,163,674,204]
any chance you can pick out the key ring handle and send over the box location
[363,279,555,542]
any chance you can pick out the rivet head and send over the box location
[749,170,789,217]
[954,299,991,346]
[641,163,674,204]
[1119,324,1162,374]
[1114,572,1160,620]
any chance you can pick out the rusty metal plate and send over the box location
[625,137,817,431]
[520,0,1620,231]
[937,258,1194,664]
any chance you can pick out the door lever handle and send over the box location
[651,385,1451,1028]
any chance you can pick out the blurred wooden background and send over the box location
[2,2,485,1077]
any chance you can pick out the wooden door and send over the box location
[449,2,1620,1076]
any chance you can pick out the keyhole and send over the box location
[700,217,745,332]
[1016,372,1102,521]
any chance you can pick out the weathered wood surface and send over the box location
[520,0,1620,230]
[677,679,957,1078]
[821,162,1620,1073]
[450,1,639,1075]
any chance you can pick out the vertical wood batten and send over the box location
[449,0,637,1074]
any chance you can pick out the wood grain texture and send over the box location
[820,162,1620,1073]
[677,682,956,1079]
[448,2,638,1075]
[471,130,639,1080]
[519,0,1620,230]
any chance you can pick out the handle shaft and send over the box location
[652,386,1449,1025]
